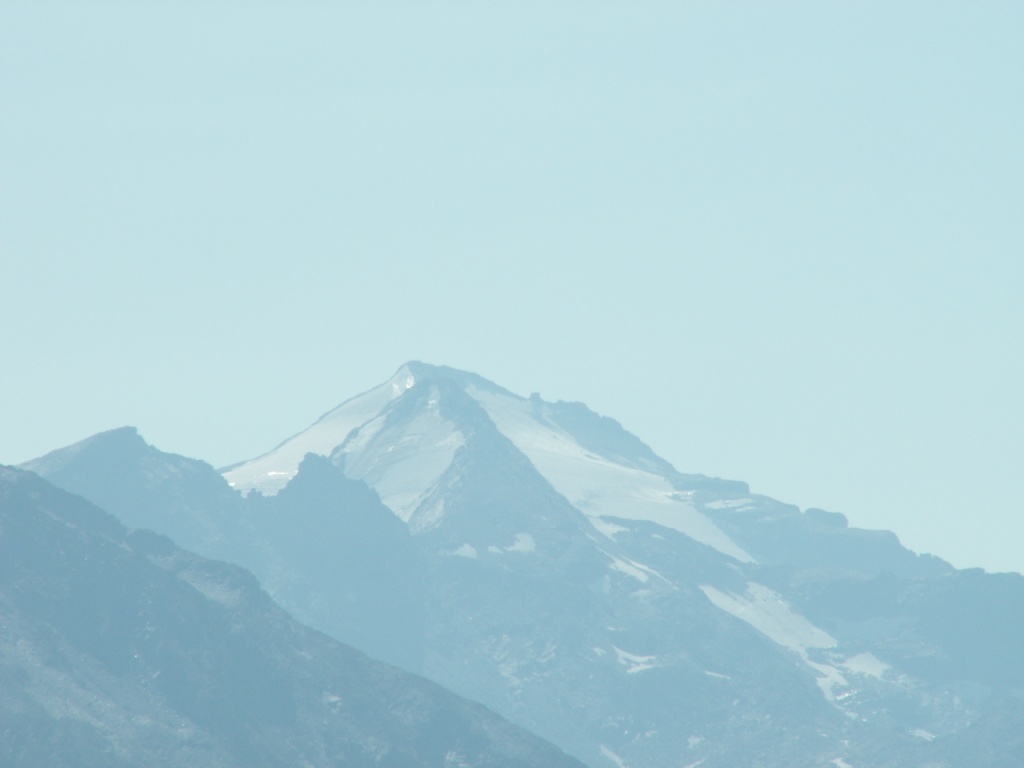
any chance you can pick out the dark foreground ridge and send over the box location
[0,466,587,768]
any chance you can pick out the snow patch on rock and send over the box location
[613,646,657,674]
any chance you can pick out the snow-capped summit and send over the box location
[221,362,419,495]
[221,362,514,495]
[223,362,752,561]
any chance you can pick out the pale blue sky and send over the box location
[2,2,1022,572]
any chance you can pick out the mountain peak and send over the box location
[400,360,516,397]
[221,363,755,562]
[223,362,518,496]
[20,425,147,477]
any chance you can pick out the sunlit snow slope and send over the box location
[467,384,753,563]
[223,362,751,563]
[221,366,417,495]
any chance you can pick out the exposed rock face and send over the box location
[0,466,587,768]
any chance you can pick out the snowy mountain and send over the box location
[26,362,1024,767]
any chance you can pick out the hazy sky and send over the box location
[3,2,1022,573]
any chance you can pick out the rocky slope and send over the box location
[0,465,586,768]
